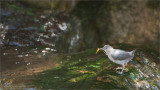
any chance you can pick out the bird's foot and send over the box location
[115,67,123,70]
[116,71,123,74]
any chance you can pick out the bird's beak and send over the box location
[96,48,101,54]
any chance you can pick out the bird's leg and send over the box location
[115,66,123,74]
[117,65,125,74]
[120,65,125,74]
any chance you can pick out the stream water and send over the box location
[0,2,74,89]
[0,46,60,89]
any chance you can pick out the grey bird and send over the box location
[96,45,136,74]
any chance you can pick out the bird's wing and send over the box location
[111,50,132,60]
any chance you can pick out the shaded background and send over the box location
[0,0,160,53]
[12,0,160,53]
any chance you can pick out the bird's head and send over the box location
[96,45,112,54]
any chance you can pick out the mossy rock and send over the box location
[33,44,160,89]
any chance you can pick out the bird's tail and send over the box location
[131,49,136,55]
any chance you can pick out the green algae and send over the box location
[6,3,36,16]
[34,43,160,89]
[34,48,124,89]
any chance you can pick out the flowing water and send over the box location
[0,2,77,89]
[0,46,60,89]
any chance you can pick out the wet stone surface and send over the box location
[0,46,60,89]
[0,1,83,53]
[33,45,160,89]
[0,8,67,47]
[0,2,82,89]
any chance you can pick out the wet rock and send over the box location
[27,62,31,65]
[157,81,160,88]
[40,15,46,19]
[23,88,35,90]
[55,17,83,53]
[129,73,137,81]
[15,62,20,64]
[150,62,156,67]
[0,40,3,47]
[135,80,150,89]
[143,57,149,64]
[3,83,8,87]
[45,48,50,51]
[0,9,11,16]
[8,25,16,30]
[3,53,8,55]
[25,54,29,56]
[0,2,83,52]
[33,50,38,53]
[24,27,38,31]
[151,85,159,90]
[58,22,67,31]
[50,48,56,52]
[18,55,23,58]
[9,41,28,47]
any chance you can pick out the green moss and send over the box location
[28,46,46,49]
[6,3,36,16]
[33,48,125,89]
[141,46,159,58]
[19,1,49,10]
[34,44,159,89]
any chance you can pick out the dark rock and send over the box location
[0,9,11,16]
[25,27,38,31]
[9,41,28,47]
[8,25,16,30]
